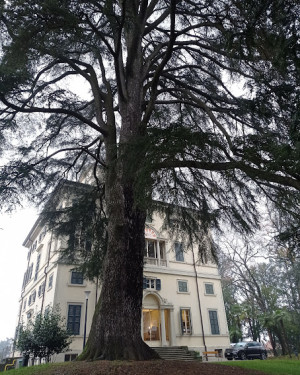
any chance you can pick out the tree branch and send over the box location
[155,159,300,191]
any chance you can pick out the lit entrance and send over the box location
[143,309,160,341]
[142,293,171,345]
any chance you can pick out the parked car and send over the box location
[227,341,267,360]
[224,346,235,360]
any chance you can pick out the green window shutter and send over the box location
[209,310,220,334]
[143,277,147,289]
[34,254,41,281]
[67,305,81,335]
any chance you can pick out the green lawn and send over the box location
[3,358,300,375]
[1,363,54,375]
[220,358,300,375]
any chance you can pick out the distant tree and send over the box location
[15,325,33,366]
[0,338,13,361]
[1,0,299,360]
[16,308,71,364]
[220,235,300,355]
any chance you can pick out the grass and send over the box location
[219,358,300,375]
[1,363,56,375]
[4,357,300,375]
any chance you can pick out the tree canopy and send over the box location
[1,0,299,216]
[1,0,299,360]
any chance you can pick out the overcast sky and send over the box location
[0,207,38,341]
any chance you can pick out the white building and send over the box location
[16,182,230,362]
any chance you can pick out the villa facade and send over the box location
[16,183,230,362]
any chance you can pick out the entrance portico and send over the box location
[142,292,176,347]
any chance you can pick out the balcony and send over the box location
[144,257,167,267]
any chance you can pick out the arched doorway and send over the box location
[142,293,173,346]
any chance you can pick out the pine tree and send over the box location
[1,0,299,360]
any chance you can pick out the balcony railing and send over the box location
[144,257,167,267]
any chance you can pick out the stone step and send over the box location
[152,346,197,361]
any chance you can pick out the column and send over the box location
[141,310,144,340]
[157,240,161,266]
[169,308,176,346]
[160,308,167,346]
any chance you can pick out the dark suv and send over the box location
[230,341,267,360]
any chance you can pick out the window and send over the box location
[34,254,41,281]
[145,240,157,258]
[209,310,220,335]
[178,280,188,293]
[205,283,214,295]
[144,240,166,266]
[175,243,184,262]
[64,354,78,362]
[44,305,51,315]
[143,277,161,291]
[159,242,166,260]
[69,231,92,252]
[180,308,192,334]
[71,271,84,285]
[48,274,54,289]
[67,305,81,335]
[38,282,45,297]
[30,241,37,252]
[28,263,33,280]
[28,290,36,306]
[23,263,34,288]
[38,227,47,242]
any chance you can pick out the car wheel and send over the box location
[260,352,267,360]
[240,352,247,360]
[227,358,233,361]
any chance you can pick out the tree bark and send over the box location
[81,174,157,360]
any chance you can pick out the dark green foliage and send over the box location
[43,180,107,281]
[0,0,299,222]
[1,0,299,360]
[15,308,72,363]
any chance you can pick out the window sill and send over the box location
[67,283,86,287]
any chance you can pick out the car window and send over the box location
[235,342,246,348]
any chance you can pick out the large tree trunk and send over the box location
[80,72,157,359]
[81,180,157,359]
[80,164,157,360]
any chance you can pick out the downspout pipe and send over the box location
[191,245,208,360]
[40,231,53,314]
